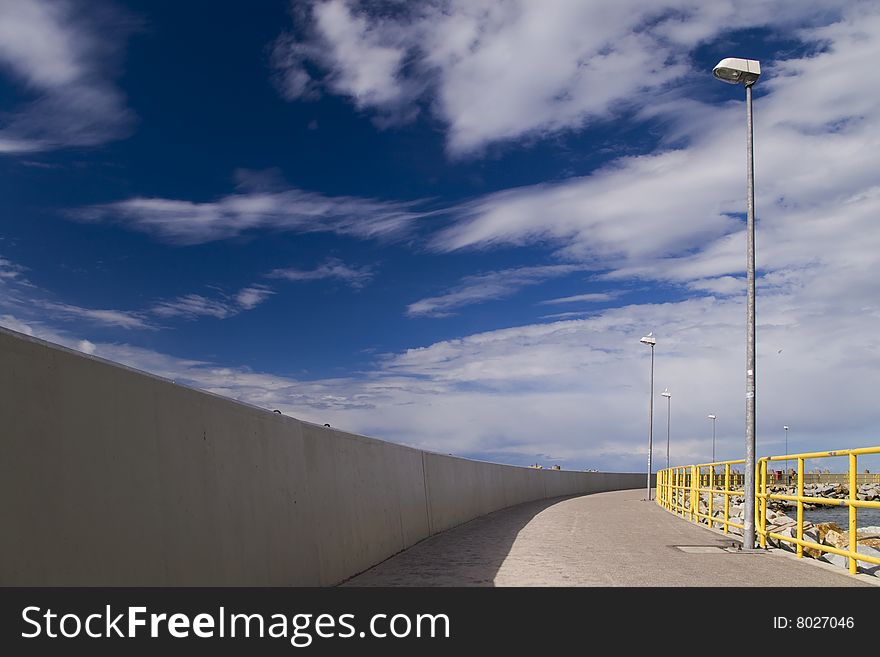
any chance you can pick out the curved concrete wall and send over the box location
[0,327,646,586]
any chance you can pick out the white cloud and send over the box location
[152,294,238,320]
[268,258,373,288]
[432,132,744,263]
[77,339,96,354]
[541,292,620,305]
[0,256,27,281]
[0,0,134,153]
[406,264,587,318]
[0,314,35,336]
[78,171,430,245]
[38,301,151,330]
[272,0,852,155]
[235,286,275,310]
[433,5,880,309]
[538,311,594,320]
[152,285,276,320]
[1,250,273,328]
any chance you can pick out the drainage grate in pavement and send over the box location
[674,545,726,554]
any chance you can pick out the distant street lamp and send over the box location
[640,333,656,501]
[661,388,672,470]
[708,414,717,463]
[713,56,761,550]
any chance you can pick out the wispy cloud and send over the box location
[1,251,274,328]
[77,170,430,245]
[235,285,275,310]
[538,311,593,320]
[406,264,585,318]
[0,256,28,282]
[152,285,276,320]
[540,292,620,305]
[0,0,135,153]
[38,301,151,330]
[268,258,373,288]
[151,294,238,320]
[271,0,850,155]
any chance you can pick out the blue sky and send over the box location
[2,0,880,473]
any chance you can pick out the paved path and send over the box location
[344,488,874,586]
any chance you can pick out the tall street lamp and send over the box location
[640,333,656,501]
[713,56,761,550]
[661,388,671,470]
[708,414,717,463]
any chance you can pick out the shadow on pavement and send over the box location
[341,495,580,587]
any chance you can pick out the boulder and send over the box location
[816,522,844,541]
[772,514,796,527]
[767,517,796,531]
[822,529,849,550]
[857,526,880,539]
[802,528,822,557]
[821,552,848,569]
[820,545,880,577]
[772,526,796,551]
[855,544,880,561]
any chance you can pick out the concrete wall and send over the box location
[0,327,646,586]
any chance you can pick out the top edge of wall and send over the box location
[0,324,641,476]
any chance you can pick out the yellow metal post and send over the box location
[691,465,698,522]
[675,468,684,516]
[661,469,666,508]
[759,459,767,548]
[849,453,857,575]
[662,469,666,507]
[724,463,730,534]
[675,468,680,515]
[797,457,804,559]
[680,467,685,517]
[665,469,670,509]
[708,465,714,529]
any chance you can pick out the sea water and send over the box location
[803,505,880,528]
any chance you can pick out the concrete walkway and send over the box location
[344,488,874,586]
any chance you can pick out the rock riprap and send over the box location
[667,486,880,578]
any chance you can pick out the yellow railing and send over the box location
[656,459,745,535]
[656,446,880,578]
[757,447,880,575]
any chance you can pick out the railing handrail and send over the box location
[655,445,880,578]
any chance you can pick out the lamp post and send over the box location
[784,425,789,484]
[708,414,717,462]
[640,333,656,501]
[713,56,761,550]
[661,389,671,470]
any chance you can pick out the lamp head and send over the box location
[661,388,671,398]
[784,425,789,431]
[713,57,761,86]
[639,332,656,346]
[708,414,716,420]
